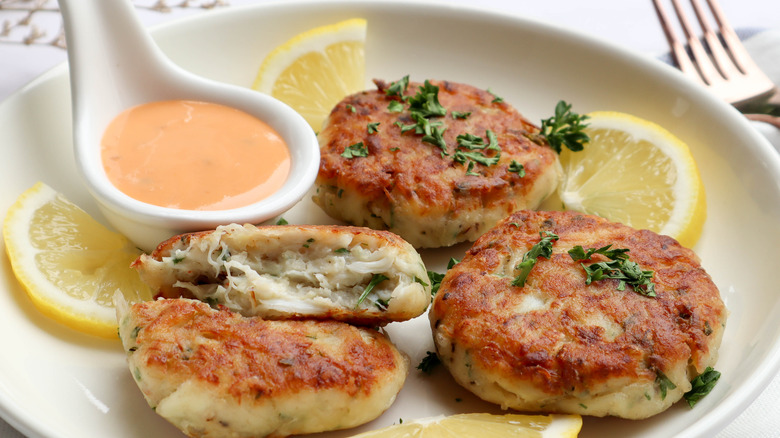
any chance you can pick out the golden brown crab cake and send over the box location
[132,223,430,326]
[117,297,409,438]
[314,78,561,248]
[430,210,727,419]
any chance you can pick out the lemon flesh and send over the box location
[252,18,366,131]
[3,182,152,338]
[558,111,706,248]
[349,413,582,438]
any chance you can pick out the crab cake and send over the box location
[314,78,561,248]
[117,297,409,438]
[430,210,727,419]
[133,223,430,326]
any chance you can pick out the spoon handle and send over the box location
[59,0,174,113]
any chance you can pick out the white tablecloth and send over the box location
[2,1,780,437]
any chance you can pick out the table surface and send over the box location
[2,0,780,437]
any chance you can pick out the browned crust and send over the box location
[128,298,404,400]
[316,79,558,220]
[431,210,726,395]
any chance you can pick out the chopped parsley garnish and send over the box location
[387,100,404,113]
[511,231,559,287]
[656,371,677,400]
[452,110,471,119]
[540,100,590,153]
[384,77,510,175]
[453,130,501,173]
[407,80,447,118]
[420,123,448,153]
[487,88,504,103]
[367,122,380,134]
[417,351,441,374]
[275,217,288,225]
[427,270,446,295]
[302,238,315,248]
[346,104,356,113]
[375,298,390,310]
[334,247,351,254]
[341,142,369,159]
[684,367,721,407]
[456,133,485,149]
[385,75,410,97]
[414,276,429,287]
[355,274,389,307]
[568,245,656,297]
[454,149,500,168]
[427,258,460,296]
[508,160,525,176]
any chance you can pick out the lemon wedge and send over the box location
[3,182,152,338]
[558,111,706,248]
[252,18,366,131]
[349,413,582,438]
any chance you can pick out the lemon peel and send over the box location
[252,18,366,131]
[3,182,152,338]
[558,111,706,247]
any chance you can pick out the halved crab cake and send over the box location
[430,210,727,419]
[133,223,430,326]
[314,78,561,248]
[117,297,409,438]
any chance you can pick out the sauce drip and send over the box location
[101,100,290,211]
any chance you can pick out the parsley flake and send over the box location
[385,75,410,97]
[454,149,500,168]
[487,88,504,103]
[355,274,389,308]
[341,142,368,159]
[684,367,721,407]
[511,231,559,287]
[387,100,404,113]
[456,133,485,149]
[427,258,460,296]
[417,351,441,374]
[452,110,471,119]
[367,122,380,134]
[568,245,656,297]
[408,80,447,118]
[508,160,525,177]
[656,371,677,400]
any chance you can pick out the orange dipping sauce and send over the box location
[101,100,290,211]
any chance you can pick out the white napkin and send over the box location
[714,29,780,438]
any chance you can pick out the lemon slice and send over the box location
[3,182,152,338]
[252,18,366,131]
[349,413,582,438]
[558,111,706,248]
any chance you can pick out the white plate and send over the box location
[2,1,780,437]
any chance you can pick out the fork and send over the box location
[652,0,780,128]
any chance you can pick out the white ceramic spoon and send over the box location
[59,0,319,251]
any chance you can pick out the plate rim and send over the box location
[1,1,780,437]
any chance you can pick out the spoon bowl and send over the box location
[59,0,319,251]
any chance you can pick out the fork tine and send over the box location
[669,0,722,85]
[651,0,702,82]
[703,0,751,74]
[652,0,777,107]
[689,0,739,79]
